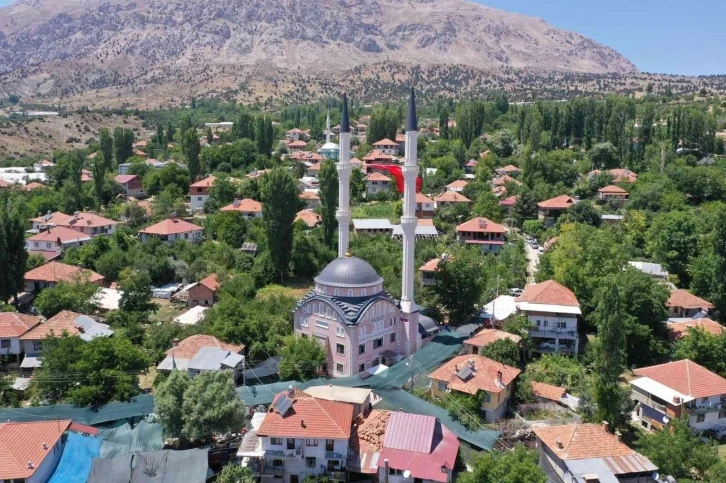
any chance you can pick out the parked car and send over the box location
[509,288,524,297]
[538,247,545,255]
[530,241,539,249]
[539,341,557,351]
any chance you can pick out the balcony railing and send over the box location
[632,391,667,413]
[529,328,578,338]
[687,402,726,415]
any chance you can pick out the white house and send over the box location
[139,218,204,244]
[0,313,41,357]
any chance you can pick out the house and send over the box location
[668,318,725,339]
[303,386,375,418]
[492,185,507,198]
[531,381,567,404]
[189,176,216,212]
[33,159,56,171]
[515,280,581,355]
[538,195,576,227]
[139,218,204,244]
[349,410,459,483]
[419,256,446,287]
[287,140,308,152]
[0,420,73,483]
[156,334,245,377]
[81,169,94,182]
[364,172,392,196]
[20,311,113,364]
[628,261,669,280]
[24,182,46,192]
[349,157,365,171]
[631,359,726,432]
[433,191,471,209]
[114,174,145,197]
[352,219,395,236]
[609,168,638,183]
[464,159,478,173]
[666,289,713,318]
[26,226,92,260]
[445,179,468,193]
[456,217,506,253]
[429,354,520,423]
[56,211,119,237]
[597,184,629,203]
[188,274,220,307]
[495,165,521,176]
[415,193,435,219]
[306,162,322,178]
[534,423,658,483]
[372,138,400,155]
[290,151,324,164]
[362,150,394,164]
[492,175,522,187]
[299,190,321,208]
[463,329,522,355]
[499,195,519,217]
[220,198,263,218]
[24,261,104,292]
[285,128,308,142]
[253,387,353,481]
[295,209,322,228]
[0,313,42,357]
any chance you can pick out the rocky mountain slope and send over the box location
[0,0,638,105]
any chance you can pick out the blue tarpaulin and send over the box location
[47,431,102,483]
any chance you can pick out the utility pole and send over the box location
[408,354,415,391]
[660,143,667,174]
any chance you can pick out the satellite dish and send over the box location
[662,415,670,424]
[403,470,411,479]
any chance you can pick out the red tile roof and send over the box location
[531,381,566,402]
[220,198,262,213]
[299,191,320,200]
[0,420,72,480]
[190,176,216,188]
[429,354,520,395]
[533,424,634,460]
[287,140,308,148]
[434,191,471,203]
[24,262,104,285]
[464,329,522,348]
[165,334,244,360]
[59,212,119,229]
[446,179,469,189]
[419,257,443,272]
[307,162,322,171]
[493,175,521,187]
[499,195,519,207]
[199,274,220,292]
[24,182,45,191]
[372,138,399,146]
[668,318,725,339]
[290,151,324,162]
[140,218,203,236]
[598,184,629,194]
[609,168,637,183]
[295,209,322,228]
[634,359,726,398]
[456,217,506,234]
[258,388,353,439]
[114,174,140,184]
[28,226,90,243]
[516,280,579,307]
[365,172,391,182]
[0,313,42,338]
[20,310,89,340]
[667,289,714,310]
[416,192,433,203]
[538,194,576,210]
[497,164,521,173]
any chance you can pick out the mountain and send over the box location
[0,0,638,106]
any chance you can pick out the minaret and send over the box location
[400,87,420,354]
[325,109,332,144]
[336,95,352,258]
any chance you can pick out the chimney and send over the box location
[301,420,306,428]
[673,396,681,404]
[42,442,48,450]
[287,384,294,397]
[73,211,80,219]
[171,338,179,347]
[601,421,610,433]
[27,461,34,469]
[615,431,622,442]
[233,198,240,207]
[555,439,563,449]
[496,370,503,386]
[384,459,389,483]
[454,364,459,372]
[469,359,475,370]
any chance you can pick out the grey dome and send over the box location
[315,256,383,288]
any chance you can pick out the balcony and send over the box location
[632,390,667,413]
[687,402,726,415]
[529,328,578,339]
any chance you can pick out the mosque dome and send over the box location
[314,256,383,288]
[319,142,339,151]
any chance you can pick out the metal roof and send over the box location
[295,290,396,325]
[314,256,383,288]
[187,347,243,372]
[352,219,394,230]
[383,412,435,453]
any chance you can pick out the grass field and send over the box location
[257,282,312,300]
[150,299,186,324]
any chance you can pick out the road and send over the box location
[524,242,540,284]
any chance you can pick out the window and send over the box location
[543,320,549,327]
[327,460,341,471]
[336,363,344,374]
[484,393,491,403]
[306,457,316,469]
[391,469,404,476]
[184,233,189,239]
[557,322,567,329]
[33,341,43,351]
[287,438,295,450]
[305,439,318,447]
[390,333,396,344]
[336,326,345,337]
[536,320,541,327]
[348,289,353,296]
[334,289,339,296]
[271,458,284,469]
[372,357,380,366]
[373,338,383,349]
[336,343,345,355]
[0,339,10,349]
[359,343,366,355]
[325,439,335,452]
[719,411,726,419]
[315,320,329,329]
[697,414,706,423]
[46,242,52,249]
[701,397,709,404]
[361,289,366,296]
[300,318,309,328]
[271,437,283,445]
[359,363,366,372]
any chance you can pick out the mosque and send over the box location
[317,111,339,160]
[294,89,431,377]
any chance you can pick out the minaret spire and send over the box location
[336,94,352,258]
[325,109,332,144]
[400,86,420,355]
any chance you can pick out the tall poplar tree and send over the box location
[318,159,339,248]
[261,168,299,282]
[182,129,201,182]
[99,128,114,169]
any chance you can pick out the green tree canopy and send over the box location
[261,168,300,282]
[279,335,326,382]
[458,445,546,483]
[35,278,100,318]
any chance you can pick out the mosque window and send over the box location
[361,289,366,296]
[348,289,354,297]
[334,289,339,296]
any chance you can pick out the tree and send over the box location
[155,369,192,438]
[0,204,28,305]
[637,416,721,481]
[216,465,256,483]
[708,205,726,323]
[559,200,601,227]
[479,338,520,367]
[318,159,338,248]
[673,329,726,377]
[118,269,157,313]
[113,127,134,165]
[206,127,213,144]
[279,335,326,382]
[182,129,201,182]
[99,128,114,169]
[645,210,698,285]
[35,279,100,318]
[588,142,618,169]
[590,277,630,429]
[91,159,106,207]
[350,168,366,203]
[261,168,299,282]
[458,445,546,483]
[435,250,483,326]
[512,190,538,227]
[180,371,245,440]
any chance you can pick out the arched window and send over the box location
[334,288,339,296]
[347,289,353,297]
[326,307,331,318]
[361,289,367,297]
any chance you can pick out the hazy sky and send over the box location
[0,0,723,75]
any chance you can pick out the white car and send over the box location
[509,288,524,297]
[538,247,545,255]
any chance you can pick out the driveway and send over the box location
[525,243,539,284]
